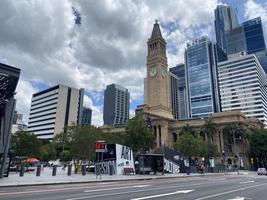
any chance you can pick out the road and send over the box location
[0,173,267,200]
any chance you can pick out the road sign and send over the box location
[95,141,107,153]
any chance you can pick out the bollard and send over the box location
[36,165,41,176]
[109,163,113,175]
[82,165,86,176]
[52,165,57,176]
[67,164,72,176]
[19,164,25,177]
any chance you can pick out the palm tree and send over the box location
[203,118,216,144]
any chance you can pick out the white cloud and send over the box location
[14,79,37,124]
[83,94,103,126]
[244,0,267,37]
[0,0,219,126]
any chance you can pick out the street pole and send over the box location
[232,130,239,175]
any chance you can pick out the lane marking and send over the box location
[228,197,246,200]
[194,182,267,200]
[131,190,194,200]
[239,181,255,184]
[84,185,151,193]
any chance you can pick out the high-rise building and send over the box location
[144,20,173,119]
[185,37,220,118]
[81,107,92,126]
[218,54,267,126]
[28,84,84,140]
[243,17,267,72]
[220,13,267,72]
[225,26,247,55]
[169,64,189,120]
[103,84,130,127]
[214,4,239,52]
[169,72,179,120]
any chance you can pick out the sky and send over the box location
[0,0,267,126]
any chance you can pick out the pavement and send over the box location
[0,167,238,187]
[0,172,266,200]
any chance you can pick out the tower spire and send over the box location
[150,19,163,39]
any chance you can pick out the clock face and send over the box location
[161,68,167,77]
[149,67,157,77]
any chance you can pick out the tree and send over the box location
[249,129,267,167]
[125,115,155,153]
[203,118,216,144]
[179,124,194,136]
[70,126,102,163]
[40,143,57,162]
[11,131,43,158]
[174,134,209,157]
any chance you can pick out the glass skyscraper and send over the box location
[185,37,220,118]
[214,4,239,52]
[169,64,189,120]
[243,17,267,72]
[103,84,130,127]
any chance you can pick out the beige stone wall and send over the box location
[68,88,80,126]
[54,85,68,135]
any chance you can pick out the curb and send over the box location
[0,173,234,188]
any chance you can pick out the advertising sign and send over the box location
[95,140,107,153]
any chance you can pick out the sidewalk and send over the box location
[0,168,252,187]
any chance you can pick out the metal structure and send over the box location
[0,63,20,178]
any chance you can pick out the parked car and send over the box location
[257,168,267,175]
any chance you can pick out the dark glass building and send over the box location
[185,37,220,119]
[103,84,130,127]
[243,17,267,72]
[169,64,189,120]
[81,107,92,126]
[214,4,239,53]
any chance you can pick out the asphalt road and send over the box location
[1,173,267,200]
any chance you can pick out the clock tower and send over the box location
[144,20,173,119]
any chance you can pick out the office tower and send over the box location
[218,54,267,127]
[81,107,92,126]
[28,84,84,140]
[12,112,27,134]
[185,37,220,118]
[0,63,20,178]
[214,4,239,52]
[169,72,179,120]
[221,14,267,72]
[169,64,189,120]
[103,84,130,127]
[243,17,267,72]
[225,26,247,55]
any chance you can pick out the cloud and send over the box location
[0,0,219,125]
[83,94,103,126]
[14,79,37,123]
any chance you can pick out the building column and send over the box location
[158,125,162,147]
[153,126,159,147]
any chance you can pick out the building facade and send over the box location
[103,84,130,127]
[185,37,220,119]
[218,54,267,127]
[81,107,92,126]
[169,64,189,120]
[28,84,84,140]
[214,4,239,53]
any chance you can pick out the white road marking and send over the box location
[84,185,151,193]
[228,197,246,200]
[194,182,267,200]
[131,190,194,200]
[239,181,255,184]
